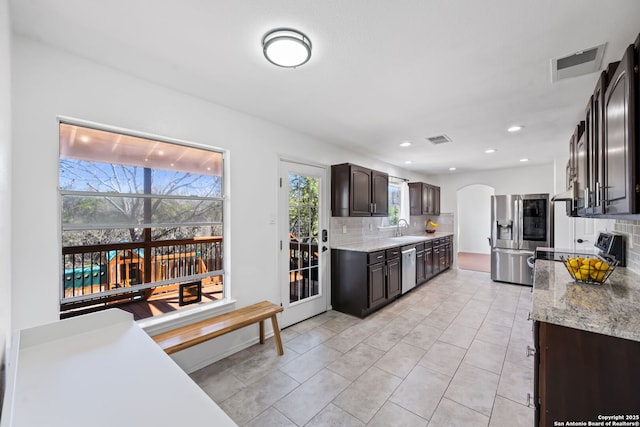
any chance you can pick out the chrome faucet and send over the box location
[396,219,409,237]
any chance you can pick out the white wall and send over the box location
[436,163,555,255]
[10,36,431,371]
[438,163,555,213]
[457,184,494,254]
[0,0,12,408]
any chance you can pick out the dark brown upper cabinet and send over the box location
[562,32,640,218]
[409,182,440,216]
[602,44,638,214]
[575,121,588,215]
[586,72,605,215]
[331,163,389,217]
[565,130,578,216]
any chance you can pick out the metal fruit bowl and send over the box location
[559,254,618,285]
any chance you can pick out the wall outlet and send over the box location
[369,223,373,231]
[342,225,347,234]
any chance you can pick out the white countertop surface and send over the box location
[332,232,453,252]
[1,309,237,427]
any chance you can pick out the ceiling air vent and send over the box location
[551,44,606,82]
[426,134,452,145]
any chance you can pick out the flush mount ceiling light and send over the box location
[399,141,412,147]
[404,160,413,164]
[485,149,496,154]
[262,28,312,68]
[449,167,456,171]
[520,158,529,162]
[508,125,524,133]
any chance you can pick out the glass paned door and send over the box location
[289,177,319,303]
[279,160,328,327]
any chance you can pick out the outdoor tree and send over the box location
[60,159,222,246]
[288,174,319,243]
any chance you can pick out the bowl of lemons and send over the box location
[560,255,617,284]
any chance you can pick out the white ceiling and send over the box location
[9,0,640,175]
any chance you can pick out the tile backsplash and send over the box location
[614,219,640,274]
[331,213,454,247]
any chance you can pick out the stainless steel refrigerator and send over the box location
[490,194,553,286]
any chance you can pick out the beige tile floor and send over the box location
[190,268,535,426]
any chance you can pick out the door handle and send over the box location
[576,239,586,244]
[322,246,328,252]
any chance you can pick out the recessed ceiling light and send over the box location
[520,158,529,162]
[262,28,312,68]
[80,135,90,143]
[449,167,456,171]
[404,160,412,164]
[485,149,496,154]
[399,141,412,148]
[508,125,524,132]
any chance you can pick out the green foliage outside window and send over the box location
[388,184,401,225]
[289,174,319,242]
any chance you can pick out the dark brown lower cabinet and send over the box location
[386,256,401,299]
[534,321,640,426]
[416,249,426,283]
[367,261,386,309]
[332,236,453,318]
[425,243,434,279]
[332,248,400,318]
[416,236,453,284]
[433,244,441,275]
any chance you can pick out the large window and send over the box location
[388,179,402,225]
[59,122,225,320]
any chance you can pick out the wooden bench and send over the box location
[152,301,284,355]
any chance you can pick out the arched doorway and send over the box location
[456,184,495,272]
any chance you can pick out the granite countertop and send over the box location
[532,259,640,342]
[332,232,453,252]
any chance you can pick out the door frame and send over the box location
[278,157,330,328]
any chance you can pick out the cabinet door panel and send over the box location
[575,122,588,213]
[416,251,425,283]
[433,187,441,215]
[350,166,372,216]
[432,248,440,274]
[371,171,389,216]
[589,72,607,215]
[603,45,637,214]
[409,183,422,215]
[387,257,401,298]
[425,247,433,277]
[368,262,386,308]
[537,322,640,426]
[425,184,433,215]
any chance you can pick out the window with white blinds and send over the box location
[59,121,226,320]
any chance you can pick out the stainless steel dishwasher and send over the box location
[401,245,417,294]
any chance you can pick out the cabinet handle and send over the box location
[527,311,532,321]
[584,188,590,208]
[373,203,377,213]
[377,255,384,260]
[595,181,601,206]
[526,345,536,357]
[526,392,534,408]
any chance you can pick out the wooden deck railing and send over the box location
[61,236,223,311]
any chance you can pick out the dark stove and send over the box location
[534,232,625,266]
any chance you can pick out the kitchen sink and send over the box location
[389,236,433,244]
